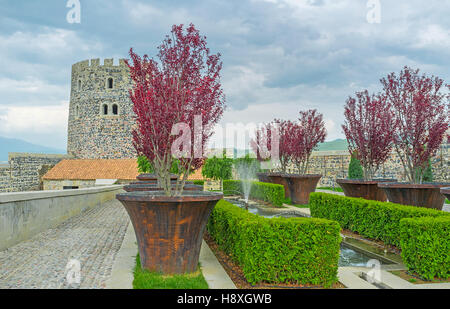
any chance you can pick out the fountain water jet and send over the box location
[234,156,260,206]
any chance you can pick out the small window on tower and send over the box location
[102,104,108,115]
[78,80,82,91]
[112,104,118,115]
[75,105,80,118]
[107,78,113,89]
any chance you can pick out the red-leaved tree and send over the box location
[251,123,270,163]
[127,24,225,195]
[252,110,326,174]
[273,119,295,173]
[291,110,327,174]
[250,122,279,171]
[380,66,449,184]
[342,90,395,180]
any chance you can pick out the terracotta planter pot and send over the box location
[116,191,223,274]
[441,187,450,201]
[136,173,179,182]
[124,183,202,193]
[336,179,397,202]
[283,174,322,205]
[129,180,194,186]
[267,173,290,199]
[378,182,450,210]
[256,172,271,183]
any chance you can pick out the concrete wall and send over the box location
[43,179,132,190]
[43,179,96,191]
[0,185,123,251]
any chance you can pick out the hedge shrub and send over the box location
[223,180,285,207]
[309,192,449,247]
[192,180,205,186]
[222,180,243,195]
[207,200,341,287]
[399,216,450,280]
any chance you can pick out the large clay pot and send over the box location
[441,187,450,201]
[284,174,322,205]
[124,183,203,192]
[129,180,194,186]
[267,173,290,199]
[336,179,396,202]
[136,173,179,183]
[256,172,271,183]
[378,182,450,210]
[116,191,223,274]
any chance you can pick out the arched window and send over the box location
[78,80,82,91]
[102,104,108,115]
[107,78,113,89]
[112,104,118,115]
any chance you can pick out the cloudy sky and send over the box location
[0,0,449,150]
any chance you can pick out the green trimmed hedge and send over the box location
[309,193,449,247]
[192,180,205,186]
[222,180,243,195]
[223,180,285,207]
[399,217,450,280]
[207,200,341,287]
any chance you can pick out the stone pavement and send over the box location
[0,199,129,289]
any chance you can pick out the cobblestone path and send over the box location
[0,200,130,289]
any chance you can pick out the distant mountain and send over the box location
[0,136,66,162]
[317,139,349,151]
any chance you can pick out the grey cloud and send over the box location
[0,0,449,148]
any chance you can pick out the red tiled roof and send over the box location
[187,167,204,180]
[43,159,139,180]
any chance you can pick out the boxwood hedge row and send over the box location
[310,192,450,279]
[222,180,285,207]
[207,199,341,287]
[309,192,449,247]
[192,180,205,186]
[399,216,450,280]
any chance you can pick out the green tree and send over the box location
[137,156,154,173]
[348,152,364,179]
[234,154,261,179]
[137,156,181,175]
[202,154,233,190]
[422,159,433,182]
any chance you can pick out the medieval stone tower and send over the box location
[67,58,136,159]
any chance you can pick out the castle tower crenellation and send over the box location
[67,58,136,159]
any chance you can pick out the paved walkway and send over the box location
[0,200,129,289]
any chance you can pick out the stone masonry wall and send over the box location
[0,153,70,193]
[67,58,136,159]
[0,165,11,192]
[286,143,449,187]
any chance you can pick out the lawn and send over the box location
[133,255,209,289]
